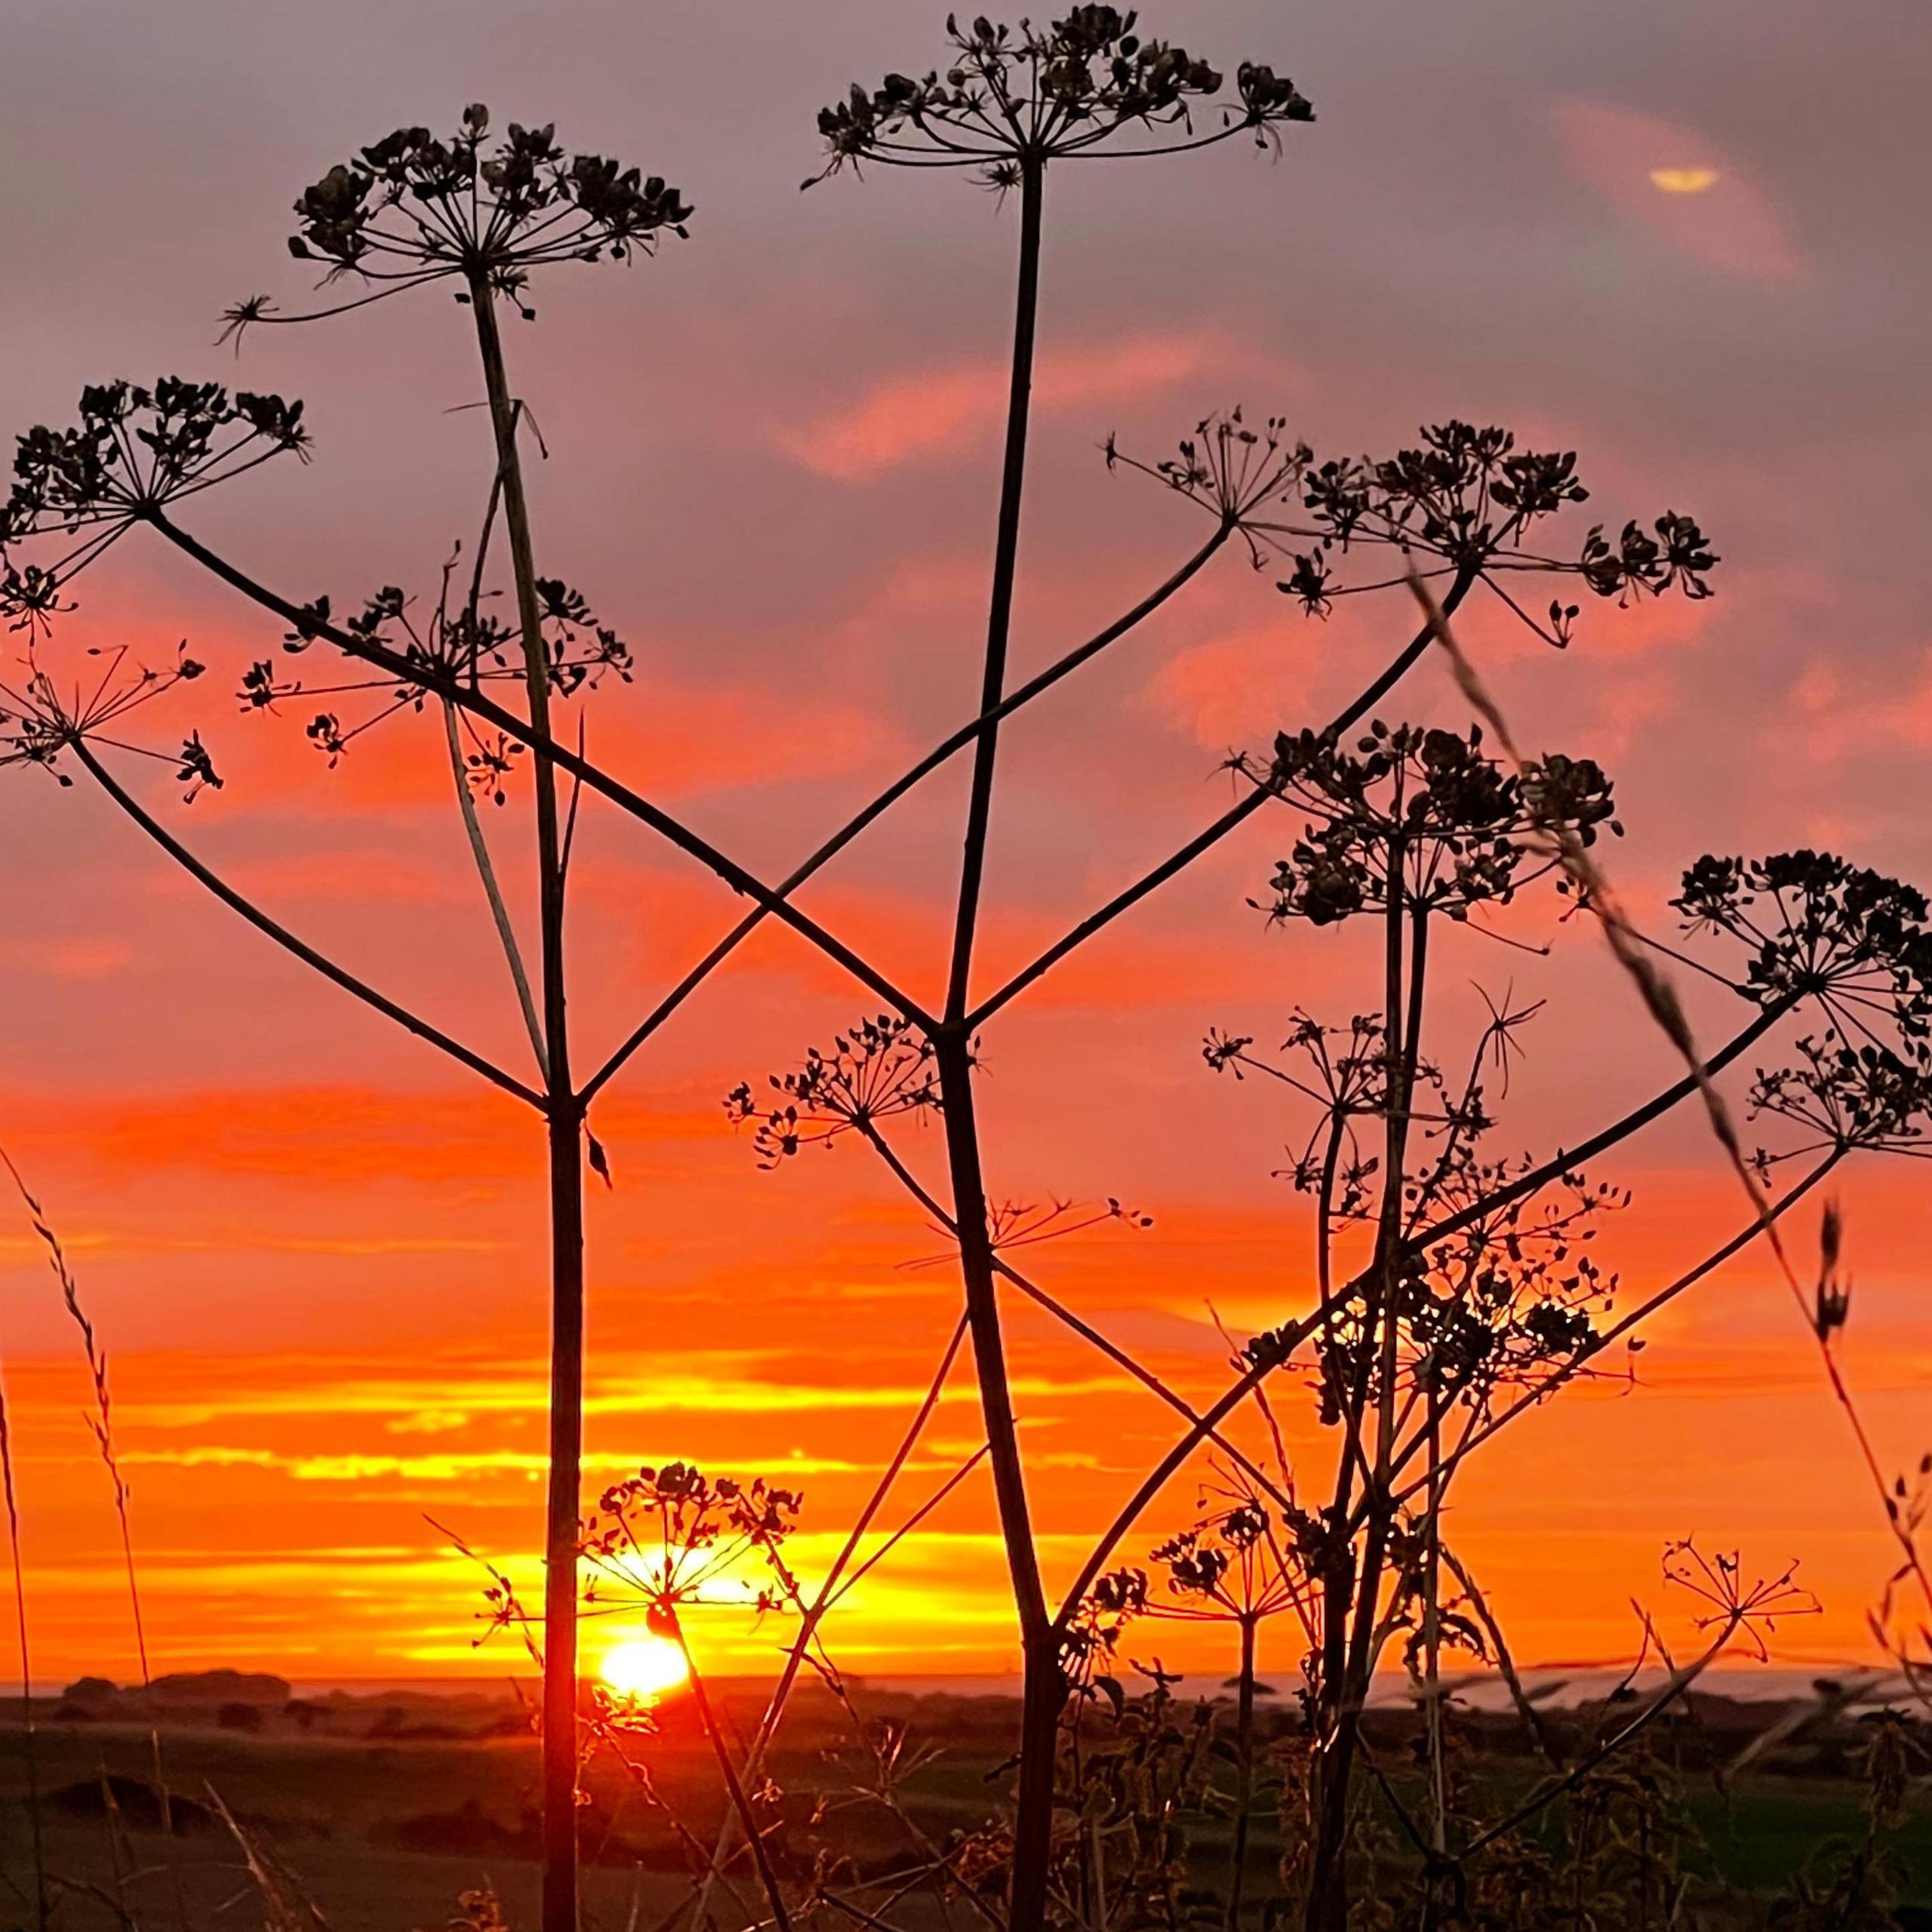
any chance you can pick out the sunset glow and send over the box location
[599,1635,690,1702]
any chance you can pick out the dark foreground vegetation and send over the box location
[4,1676,1930,1932]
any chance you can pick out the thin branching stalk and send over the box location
[140,509,934,1028]
[967,577,1475,1029]
[1227,1613,1257,1932]
[442,695,547,1079]
[579,524,1231,1108]
[854,1118,1297,1513]
[0,1188,47,1932]
[668,1617,794,1932]
[693,1313,970,1926]
[3,1149,186,1931]
[68,740,543,1106]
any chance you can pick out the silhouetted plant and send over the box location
[810,8,1312,191]
[724,1017,943,1168]
[1169,697,1932,1927]
[1145,1477,1312,1927]
[0,97,703,1932]
[229,103,688,329]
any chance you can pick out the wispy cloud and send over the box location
[1551,100,1803,281]
[780,328,1247,478]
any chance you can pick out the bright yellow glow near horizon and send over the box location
[1649,166,1719,195]
[600,1634,691,1700]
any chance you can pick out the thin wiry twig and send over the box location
[0,1154,47,1930]
[443,696,548,1078]
[2,1146,187,1930]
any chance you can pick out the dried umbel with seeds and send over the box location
[226,103,690,329]
[811,8,1311,189]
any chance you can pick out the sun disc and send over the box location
[601,1635,689,1700]
[1648,166,1719,195]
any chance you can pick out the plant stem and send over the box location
[1423,1407,1447,1864]
[1227,1614,1257,1932]
[968,570,1479,1031]
[0,1358,45,1932]
[934,1031,1058,1932]
[1412,998,1792,1255]
[69,741,543,1109]
[930,153,1058,1932]
[945,156,1043,1024]
[1311,878,1429,1932]
[693,1314,968,1926]
[143,512,930,1027]
[466,269,586,1932]
[442,697,548,1080]
[578,523,1228,1107]
[672,1622,793,1932]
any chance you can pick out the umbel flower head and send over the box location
[0,371,644,796]
[1675,851,1932,1027]
[224,102,691,331]
[0,380,306,557]
[0,640,216,800]
[577,1463,803,1628]
[725,1014,944,1168]
[811,8,1313,188]
[1254,722,1621,926]
[1254,422,1718,646]
[0,379,309,660]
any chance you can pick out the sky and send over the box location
[1,0,1929,1693]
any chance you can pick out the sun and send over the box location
[1648,166,1719,195]
[599,1634,690,1701]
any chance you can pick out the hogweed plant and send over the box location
[1184,714,1932,1923]
[0,9,1898,1932]
[1143,1477,1315,1927]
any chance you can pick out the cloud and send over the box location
[121,1358,1135,1429]
[193,664,900,819]
[1788,646,1932,762]
[0,937,138,981]
[780,328,1247,479]
[121,1444,863,1483]
[1552,100,1804,281]
[24,1085,717,1184]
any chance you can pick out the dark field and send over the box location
[2,1676,1929,1930]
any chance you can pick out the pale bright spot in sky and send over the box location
[600,1634,690,1700]
[1649,167,1719,195]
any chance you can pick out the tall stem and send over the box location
[933,153,1056,1932]
[946,157,1043,1025]
[934,1031,1057,1932]
[672,1620,794,1932]
[467,271,586,1932]
[1309,880,1425,1931]
[1423,1405,1447,1870]
[443,697,548,1079]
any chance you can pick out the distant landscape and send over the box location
[8,1669,1930,1930]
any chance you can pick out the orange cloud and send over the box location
[0,936,137,981]
[23,1085,716,1185]
[780,328,1251,478]
[1552,100,1803,281]
[1789,646,1932,763]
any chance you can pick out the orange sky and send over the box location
[1,1,1928,1694]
